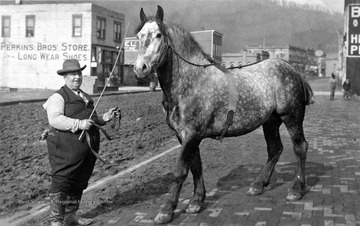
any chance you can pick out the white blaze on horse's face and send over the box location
[134,21,164,78]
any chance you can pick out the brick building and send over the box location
[0,2,125,94]
[190,30,223,63]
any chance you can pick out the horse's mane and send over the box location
[135,18,226,72]
[164,22,225,70]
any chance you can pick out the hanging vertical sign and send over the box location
[348,4,360,56]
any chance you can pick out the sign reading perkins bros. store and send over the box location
[1,42,89,61]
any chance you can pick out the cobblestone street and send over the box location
[88,94,360,226]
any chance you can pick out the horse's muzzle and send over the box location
[134,60,151,78]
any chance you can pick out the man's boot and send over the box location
[64,192,93,225]
[49,192,67,226]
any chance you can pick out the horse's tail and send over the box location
[302,77,315,105]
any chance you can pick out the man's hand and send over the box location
[79,119,94,130]
[103,107,121,122]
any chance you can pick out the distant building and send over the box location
[222,49,269,68]
[191,30,223,63]
[324,52,338,78]
[222,45,316,74]
[221,52,243,68]
[247,45,316,73]
[0,2,125,94]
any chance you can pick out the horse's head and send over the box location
[134,5,168,78]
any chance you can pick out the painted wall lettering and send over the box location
[18,52,37,60]
[63,52,87,61]
[0,42,89,61]
[1,42,34,51]
[40,53,60,60]
[37,43,57,51]
[61,43,89,51]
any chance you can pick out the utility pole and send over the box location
[262,27,266,50]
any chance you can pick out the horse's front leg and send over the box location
[185,141,205,214]
[154,135,200,224]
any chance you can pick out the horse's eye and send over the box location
[156,33,162,39]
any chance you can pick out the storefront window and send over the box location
[104,50,112,64]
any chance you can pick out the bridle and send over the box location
[151,37,170,72]
[149,21,216,73]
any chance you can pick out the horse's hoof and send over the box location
[247,186,263,196]
[185,204,202,214]
[286,190,302,201]
[154,212,173,224]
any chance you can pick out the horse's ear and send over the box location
[140,8,148,23]
[155,5,164,22]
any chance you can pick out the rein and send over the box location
[78,110,122,164]
[171,46,215,68]
[226,61,260,70]
[154,32,216,70]
[78,22,129,141]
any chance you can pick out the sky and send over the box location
[3,0,345,13]
[288,0,344,13]
[322,0,344,13]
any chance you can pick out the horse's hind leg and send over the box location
[248,113,283,196]
[154,135,201,224]
[282,115,308,201]
[185,146,206,214]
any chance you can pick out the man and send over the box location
[329,73,337,100]
[342,78,351,99]
[43,59,119,226]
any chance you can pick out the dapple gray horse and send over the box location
[134,5,314,224]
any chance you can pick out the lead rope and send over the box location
[77,23,130,164]
[78,22,130,141]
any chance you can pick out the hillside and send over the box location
[1,0,344,54]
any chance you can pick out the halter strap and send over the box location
[171,47,215,68]
[159,31,216,69]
